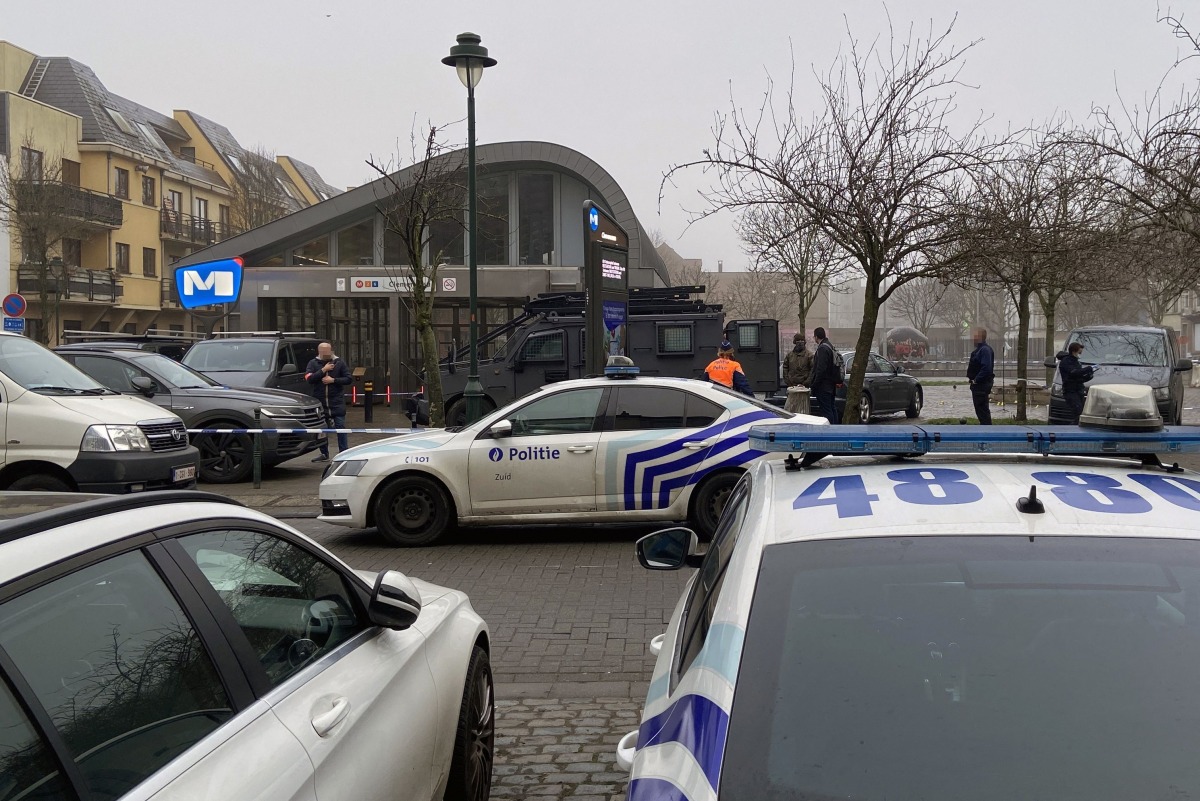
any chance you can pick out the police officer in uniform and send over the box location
[705,340,754,396]
[1058,341,1095,424]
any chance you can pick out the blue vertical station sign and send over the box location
[583,201,630,374]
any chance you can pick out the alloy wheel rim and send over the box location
[467,670,494,799]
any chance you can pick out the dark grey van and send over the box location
[1046,325,1193,425]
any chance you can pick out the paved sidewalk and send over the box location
[494,697,639,800]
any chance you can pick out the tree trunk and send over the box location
[414,301,445,428]
[1015,283,1032,422]
[1040,292,1058,387]
[796,300,807,338]
[843,290,880,424]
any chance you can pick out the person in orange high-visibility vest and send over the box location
[704,340,754,396]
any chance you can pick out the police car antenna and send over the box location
[1016,485,1045,515]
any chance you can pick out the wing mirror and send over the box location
[368,570,422,630]
[1044,356,1058,369]
[636,527,703,571]
[1175,358,1194,372]
[894,363,905,374]
[130,376,157,397]
[489,419,513,438]
[280,363,298,375]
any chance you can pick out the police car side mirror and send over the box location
[636,527,701,571]
[489,419,513,438]
[1044,357,1058,369]
[368,570,422,630]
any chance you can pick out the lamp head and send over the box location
[442,32,497,89]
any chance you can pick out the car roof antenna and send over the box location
[1016,485,1045,515]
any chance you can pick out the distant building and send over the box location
[0,40,337,342]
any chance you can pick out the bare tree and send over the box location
[719,264,798,321]
[888,277,947,334]
[369,126,467,428]
[0,135,95,343]
[653,237,724,306]
[739,202,846,333]
[664,19,1002,422]
[229,144,290,233]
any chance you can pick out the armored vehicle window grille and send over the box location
[657,323,694,356]
[737,322,761,350]
[521,331,564,363]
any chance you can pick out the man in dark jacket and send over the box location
[810,327,840,425]
[782,332,814,387]
[1058,341,1095,424]
[306,341,353,461]
[967,327,995,425]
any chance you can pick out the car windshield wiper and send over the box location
[1096,362,1154,367]
[27,385,89,394]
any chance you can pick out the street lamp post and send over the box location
[443,32,496,425]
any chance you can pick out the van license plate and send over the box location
[173,465,197,483]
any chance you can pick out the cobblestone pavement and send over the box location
[492,698,641,800]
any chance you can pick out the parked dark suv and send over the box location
[61,330,202,361]
[57,345,326,483]
[180,333,321,395]
[1046,325,1193,425]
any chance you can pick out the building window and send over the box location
[219,204,231,232]
[291,235,329,267]
[383,226,412,265]
[179,146,196,163]
[142,175,156,206]
[61,159,81,186]
[195,197,208,220]
[114,167,130,199]
[116,243,131,274]
[167,189,183,217]
[518,173,554,265]
[477,174,509,264]
[337,219,375,265]
[142,247,157,278]
[62,238,81,268]
[227,153,243,172]
[103,106,138,135]
[20,147,43,181]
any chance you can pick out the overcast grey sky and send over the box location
[5,1,1196,269]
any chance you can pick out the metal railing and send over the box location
[160,209,241,245]
[11,181,123,228]
[17,266,123,303]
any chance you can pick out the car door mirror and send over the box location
[1044,356,1058,369]
[130,376,157,397]
[280,363,298,375]
[368,570,422,630]
[636,527,703,571]
[489,419,513,438]
[894,363,905,374]
[1175,358,1193,372]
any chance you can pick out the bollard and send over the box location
[364,380,375,424]
[252,408,263,489]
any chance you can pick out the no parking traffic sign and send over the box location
[2,294,26,318]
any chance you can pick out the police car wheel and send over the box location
[690,471,740,542]
[444,646,494,801]
[375,475,453,546]
[905,388,923,419]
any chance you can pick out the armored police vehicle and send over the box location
[436,287,780,425]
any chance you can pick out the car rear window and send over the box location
[722,535,1200,801]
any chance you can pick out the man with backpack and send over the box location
[811,327,843,425]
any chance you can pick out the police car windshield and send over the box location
[709,384,792,418]
[1069,331,1167,367]
[723,535,1200,801]
[182,341,274,372]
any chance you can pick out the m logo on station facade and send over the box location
[175,258,244,309]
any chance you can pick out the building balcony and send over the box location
[161,277,180,308]
[160,209,241,246]
[17,266,123,304]
[11,181,123,229]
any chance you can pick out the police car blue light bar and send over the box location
[748,424,1200,457]
[604,365,640,378]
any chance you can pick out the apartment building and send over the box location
[0,41,338,343]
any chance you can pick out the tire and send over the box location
[905,387,923,419]
[444,646,494,801]
[446,397,496,428]
[5,473,72,492]
[374,475,454,546]
[857,393,873,424]
[194,429,254,484]
[689,471,740,542]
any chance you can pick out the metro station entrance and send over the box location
[259,297,390,383]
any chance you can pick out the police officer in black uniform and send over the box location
[1058,341,1095,424]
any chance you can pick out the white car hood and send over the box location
[334,428,457,460]
[42,392,180,425]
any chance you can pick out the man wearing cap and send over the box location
[705,340,754,396]
[783,332,814,388]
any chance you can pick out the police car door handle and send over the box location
[683,440,711,450]
[566,444,594,453]
[311,697,350,737]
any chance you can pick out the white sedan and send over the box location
[0,490,492,801]
[318,371,827,545]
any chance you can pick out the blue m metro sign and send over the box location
[174,258,244,309]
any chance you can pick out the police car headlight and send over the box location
[334,459,367,477]
[81,425,152,452]
[1154,386,1170,401]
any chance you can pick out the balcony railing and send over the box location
[160,209,241,246]
[11,181,123,228]
[18,266,123,303]
[162,277,180,308]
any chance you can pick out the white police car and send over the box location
[617,385,1200,801]
[318,368,827,546]
[0,491,492,801]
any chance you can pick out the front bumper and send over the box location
[68,446,201,493]
[317,472,374,528]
